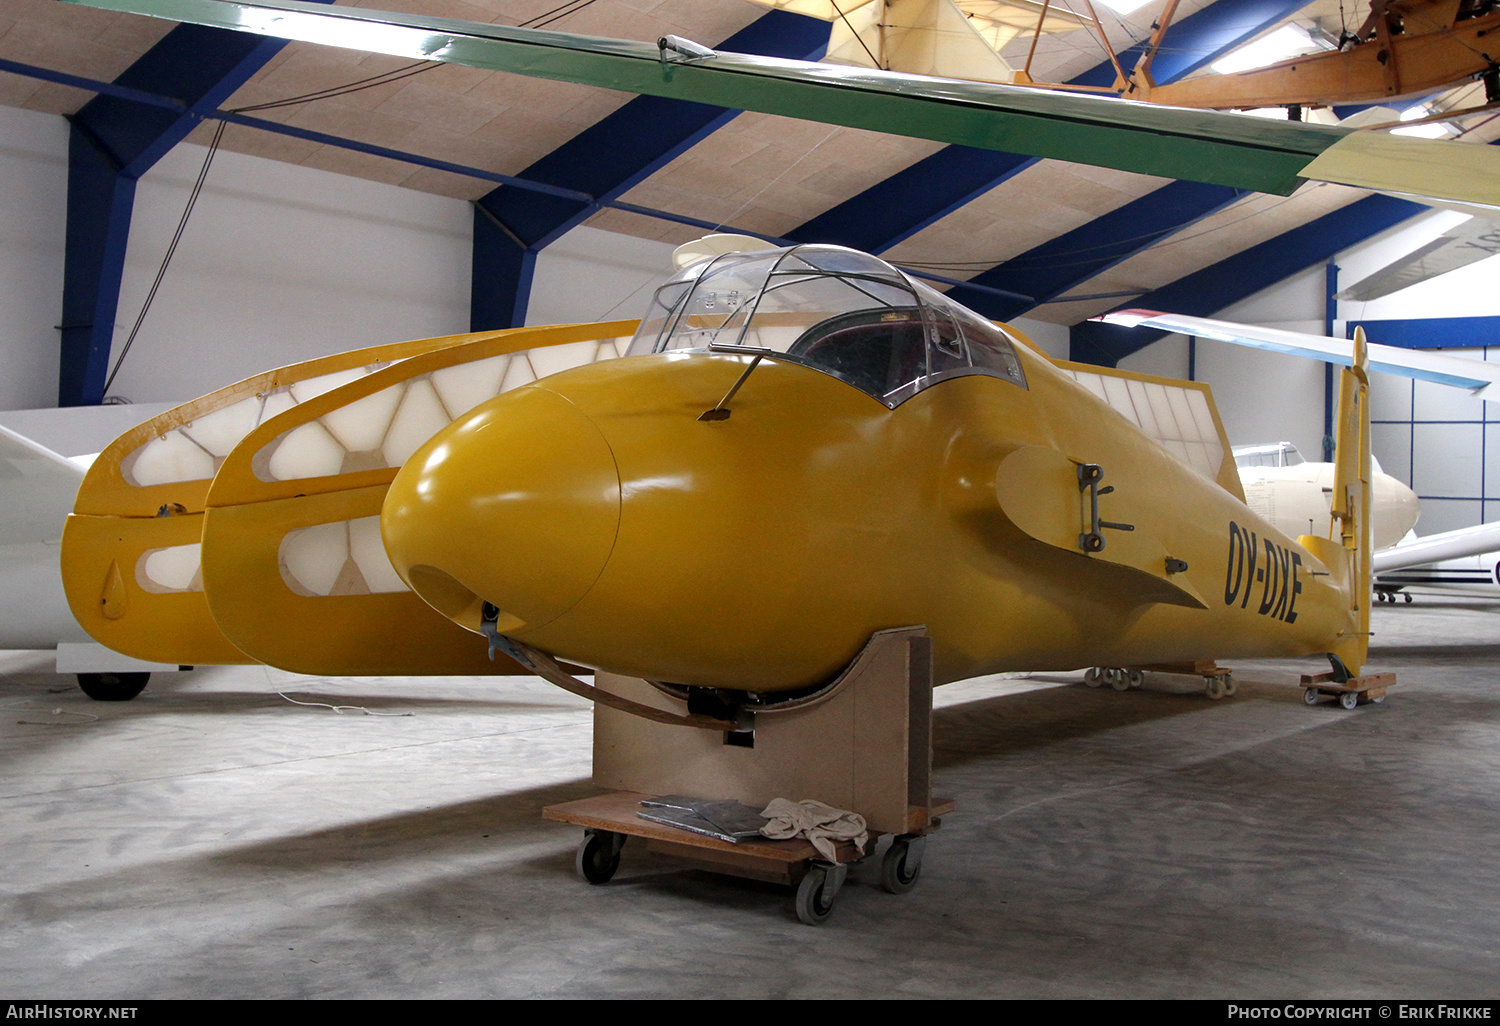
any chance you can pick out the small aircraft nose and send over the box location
[381,385,620,636]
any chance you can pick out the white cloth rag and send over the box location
[759,798,868,863]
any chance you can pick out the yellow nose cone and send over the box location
[381,385,620,636]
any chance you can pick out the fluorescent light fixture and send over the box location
[1093,0,1154,14]
[235,8,457,60]
[1211,25,1324,75]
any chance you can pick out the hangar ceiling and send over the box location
[2,0,1498,379]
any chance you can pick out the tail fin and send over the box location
[1328,328,1372,677]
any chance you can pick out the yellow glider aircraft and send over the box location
[62,241,1379,719]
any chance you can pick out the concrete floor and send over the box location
[3,593,1499,998]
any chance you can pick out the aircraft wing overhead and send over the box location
[1373,521,1500,574]
[1096,310,1500,402]
[1336,217,1500,302]
[55,0,1500,211]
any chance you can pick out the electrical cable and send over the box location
[103,119,227,397]
[229,62,436,113]
[277,692,414,716]
[98,0,607,393]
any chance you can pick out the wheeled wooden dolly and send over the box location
[1300,670,1395,710]
[538,627,947,924]
[544,790,955,925]
[1086,659,1236,699]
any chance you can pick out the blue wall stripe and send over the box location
[1347,317,1500,350]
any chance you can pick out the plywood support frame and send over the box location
[590,627,936,837]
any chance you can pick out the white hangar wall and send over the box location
[0,107,69,413]
[0,112,714,414]
[108,139,474,404]
[1120,209,1500,537]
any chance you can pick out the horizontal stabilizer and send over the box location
[1095,310,1500,402]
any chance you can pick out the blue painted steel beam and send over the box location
[788,0,1309,294]
[471,10,829,330]
[943,181,1247,319]
[1068,194,1425,366]
[60,18,327,406]
[3,55,1037,309]
[786,146,1034,254]
[1071,0,1314,89]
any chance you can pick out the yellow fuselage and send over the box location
[381,343,1353,691]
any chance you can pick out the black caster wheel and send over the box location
[77,672,149,702]
[795,862,848,926]
[575,829,624,884]
[880,835,926,895]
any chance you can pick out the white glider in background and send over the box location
[1103,316,1500,599]
[0,419,180,700]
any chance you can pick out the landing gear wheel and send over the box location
[575,829,624,884]
[796,865,838,925]
[1205,675,1227,700]
[1303,687,1321,706]
[76,672,149,702]
[1340,691,1360,710]
[881,835,926,895]
[1084,667,1103,688]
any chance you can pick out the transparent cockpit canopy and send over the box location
[1232,441,1306,469]
[627,244,1026,407]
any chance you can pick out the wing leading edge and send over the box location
[54,0,1500,210]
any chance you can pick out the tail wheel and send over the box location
[76,672,149,702]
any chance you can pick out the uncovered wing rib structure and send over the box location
[55,0,1500,211]
[61,321,637,674]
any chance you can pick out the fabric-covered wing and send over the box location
[57,0,1500,209]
